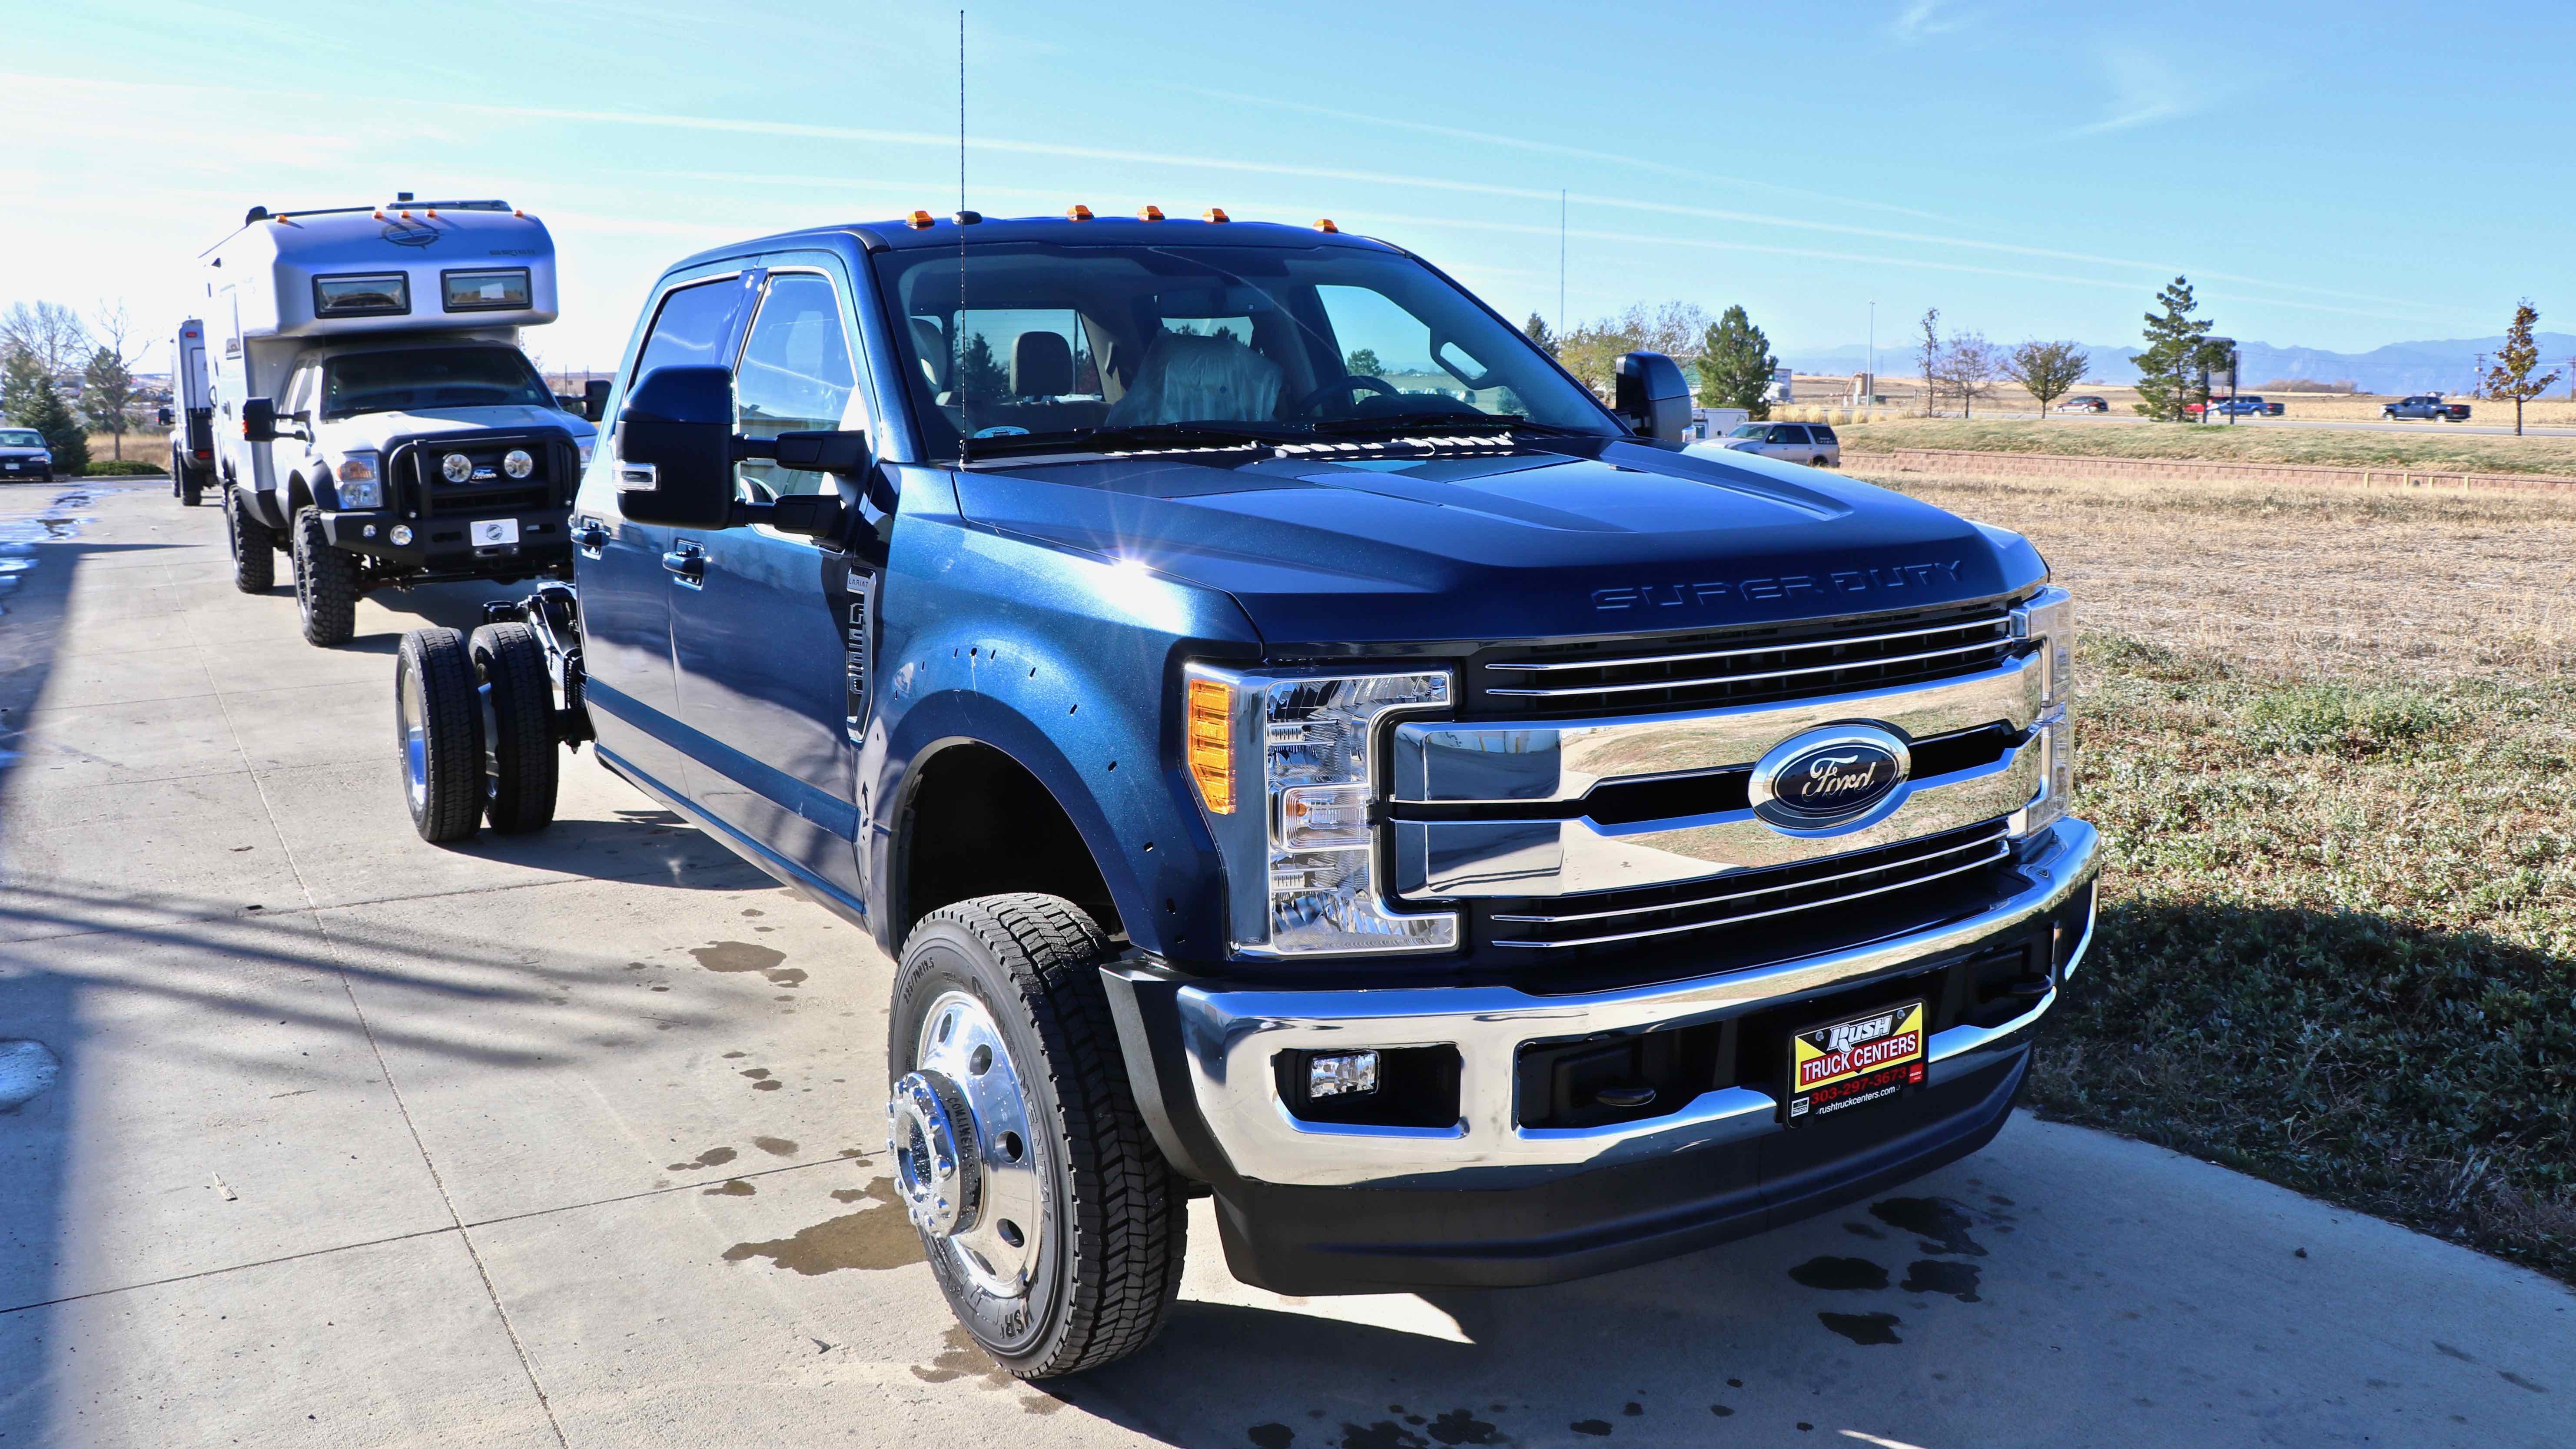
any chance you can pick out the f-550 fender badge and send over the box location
[1749,723,1911,834]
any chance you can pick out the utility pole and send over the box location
[1557,189,1566,342]
[1868,301,1876,402]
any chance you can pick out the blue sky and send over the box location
[6,0,2567,372]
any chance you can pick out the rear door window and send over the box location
[1773,424,1809,444]
[1809,425,1837,444]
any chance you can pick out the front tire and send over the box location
[468,622,559,834]
[225,487,275,593]
[889,895,1186,1379]
[292,506,359,646]
[395,628,484,843]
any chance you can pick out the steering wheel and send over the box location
[1292,373,1401,417]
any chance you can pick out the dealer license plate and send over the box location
[1784,998,1927,1126]
[471,518,520,547]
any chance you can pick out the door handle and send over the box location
[573,518,610,557]
[662,540,706,588]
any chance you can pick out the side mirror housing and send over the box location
[765,492,844,540]
[583,379,611,422]
[614,366,737,528]
[157,406,174,427]
[1613,352,1693,444]
[241,397,279,444]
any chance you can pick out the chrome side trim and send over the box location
[1391,652,2042,805]
[1166,819,2099,1188]
[1392,732,2041,898]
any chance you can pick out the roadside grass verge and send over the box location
[1842,416,2576,476]
[2036,650,2576,1282]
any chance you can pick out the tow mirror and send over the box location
[582,379,611,422]
[614,365,737,528]
[1613,352,1692,444]
[241,396,279,444]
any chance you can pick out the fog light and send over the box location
[441,453,472,483]
[389,524,414,546]
[362,524,377,539]
[1306,1050,1379,1099]
[502,448,533,479]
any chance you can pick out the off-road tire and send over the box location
[468,622,559,834]
[891,894,1186,1379]
[225,487,275,593]
[292,506,359,646]
[395,628,483,843]
[181,467,204,507]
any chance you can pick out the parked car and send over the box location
[1693,420,1839,466]
[393,210,2095,1379]
[0,428,52,482]
[2382,395,2471,422]
[2055,395,2108,413]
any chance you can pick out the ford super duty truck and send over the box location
[391,209,2098,1378]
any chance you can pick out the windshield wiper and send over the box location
[961,421,1301,458]
[1309,411,1593,438]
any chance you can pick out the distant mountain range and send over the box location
[1778,334,2576,395]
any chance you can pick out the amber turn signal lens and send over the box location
[1185,678,1233,814]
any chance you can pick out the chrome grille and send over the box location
[1470,601,2018,718]
[1483,819,2013,950]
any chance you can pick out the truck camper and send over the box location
[201,195,598,644]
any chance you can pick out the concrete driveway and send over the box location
[3,481,2569,1449]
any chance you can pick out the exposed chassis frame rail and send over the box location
[481,581,595,748]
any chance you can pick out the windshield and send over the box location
[871,240,1616,460]
[0,429,42,448]
[319,347,553,421]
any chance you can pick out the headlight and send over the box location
[441,452,472,483]
[576,434,597,468]
[1187,664,1457,957]
[2010,586,2075,835]
[503,448,534,479]
[334,454,381,509]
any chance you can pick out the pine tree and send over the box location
[1522,313,1557,357]
[81,344,137,460]
[2480,300,2561,437]
[2,347,85,472]
[2133,276,2222,422]
[1694,305,1778,420]
[955,331,1009,399]
[1344,348,1384,377]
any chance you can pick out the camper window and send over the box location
[441,268,532,314]
[313,273,412,318]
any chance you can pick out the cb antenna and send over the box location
[956,9,969,463]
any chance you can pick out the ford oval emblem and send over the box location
[1749,724,1912,832]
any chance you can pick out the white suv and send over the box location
[1696,421,1840,467]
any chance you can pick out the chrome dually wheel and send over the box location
[893,990,1046,1299]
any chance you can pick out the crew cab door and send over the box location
[572,270,759,796]
[665,264,868,895]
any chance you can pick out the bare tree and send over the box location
[1941,332,2001,419]
[2479,300,2562,437]
[1915,308,1942,416]
[2002,340,2091,417]
[0,301,91,376]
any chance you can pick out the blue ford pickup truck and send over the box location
[391,210,2098,1378]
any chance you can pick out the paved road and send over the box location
[3,482,2570,1449]
[1930,410,2576,439]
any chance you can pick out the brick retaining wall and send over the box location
[1839,447,2576,493]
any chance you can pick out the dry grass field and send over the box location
[1863,466,2576,1283]
[1839,416,2576,477]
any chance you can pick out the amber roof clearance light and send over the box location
[1138,204,1165,221]
[1202,207,1230,223]
[908,210,936,229]
[1066,204,1093,221]
[1313,218,1339,233]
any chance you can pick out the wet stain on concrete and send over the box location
[2434,1342,2476,1362]
[912,1323,1012,1387]
[830,1188,866,1203]
[2500,1371,2548,1393]
[1339,1422,1436,1449]
[666,1146,738,1172]
[752,1079,783,1091]
[1021,1393,1062,1414]
[720,1177,923,1274]
[1789,1256,1889,1291]
[0,1039,63,1112]
[1569,1419,1612,1437]
[1843,1221,1885,1240]
[691,941,788,974]
[1247,1426,1295,1449]
[741,908,765,917]
[1901,1259,1982,1301]
[723,1051,749,1059]
[1709,1405,1733,1417]
[1870,1196,1988,1257]
[752,1135,799,1157]
[702,1179,755,1197]
[1425,1409,1500,1444]
[1818,1311,1903,1346]
[764,968,807,988]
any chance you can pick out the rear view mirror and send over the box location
[1613,352,1692,445]
[614,366,737,528]
[241,397,279,444]
[583,379,611,422]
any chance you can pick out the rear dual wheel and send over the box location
[394,623,558,843]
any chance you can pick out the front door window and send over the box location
[734,272,858,500]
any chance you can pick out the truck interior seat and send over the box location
[910,317,951,393]
[1011,331,1074,397]
[1103,331,1282,427]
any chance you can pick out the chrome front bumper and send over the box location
[1130,817,2098,1190]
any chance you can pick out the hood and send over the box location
[953,438,2040,647]
[319,404,597,450]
